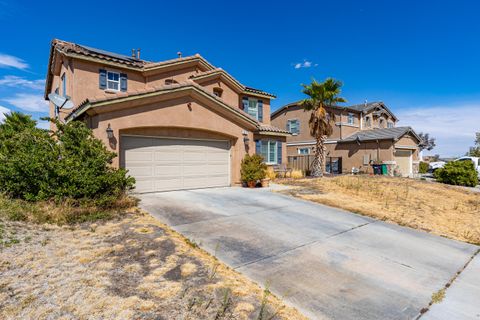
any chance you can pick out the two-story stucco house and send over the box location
[44,39,289,192]
[271,101,420,176]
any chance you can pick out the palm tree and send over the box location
[300,78,346,177]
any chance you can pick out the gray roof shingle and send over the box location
[340,126,419,143]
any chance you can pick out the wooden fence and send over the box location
[287,155,342,174]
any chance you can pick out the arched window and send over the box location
[213,87,223,97]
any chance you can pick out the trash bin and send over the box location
[381,164,388,175]
[372,164,382,175]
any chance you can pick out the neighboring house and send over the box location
[44,39,289,193]
[271,101,421,176]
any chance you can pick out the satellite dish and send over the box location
[48,93,74,110]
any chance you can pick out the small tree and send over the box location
[418,132,436,152]
[240,154,267,184]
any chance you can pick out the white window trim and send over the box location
[347,113,355,125]
[61,73,66,97]
[298,147,310,155]
[246,98,259,120]
[106,71,121,91]
[261,140,278,164]
[287,119,300,135]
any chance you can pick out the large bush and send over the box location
[434,160,478,187]
[0,113,134,205]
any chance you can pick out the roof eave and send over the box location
[65,85,259,128]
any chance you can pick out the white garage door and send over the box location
[394,150,412,177]
[122,136,230,193]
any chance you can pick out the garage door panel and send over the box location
[125,151,154,162]
[183,152,208,162]
[209,164,229,174]
[123,136,230,193]
[127,166,154,177]
[154,151,182,161]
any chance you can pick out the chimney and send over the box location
[177,51,182,58]
[131,49,136,58]
[137,48,141,59]
[364,99,368,107]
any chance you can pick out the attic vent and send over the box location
[165,79,179,85]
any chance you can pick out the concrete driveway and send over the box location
[139,187,479,320]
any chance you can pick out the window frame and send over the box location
[387,122,394,128]
[347,113,355,125]
[365,116,371,127]
[287,119,300,135]
[260,140,278,164]
[246,98,258,119]
[106,71,121,91]
[298,147,310,155]
[61,73,66,97]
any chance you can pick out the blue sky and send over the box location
[0,0,479,156]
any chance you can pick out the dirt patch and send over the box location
[0,211,306,320]
[278,175,480,245]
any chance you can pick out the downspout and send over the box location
[376,139,380,161]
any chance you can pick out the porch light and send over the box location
[242,130,250,144]
[106,123,114,139]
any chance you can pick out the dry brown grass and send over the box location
[0,210,306,320]
[278,175,480,245]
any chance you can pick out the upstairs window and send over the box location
[99,69,128,92]
[213,87,223,97]
[347,113,355,125]
[107,71,120,91]
[379,119,385,128]
[365,116,371,127]
[242,97,263,122]
[287,119,300,135]
[387,122,394,128]
[61,73,67,97]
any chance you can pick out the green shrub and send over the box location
[419,161,429,174]
[434,161,478,187]
[240,154,267,182]
[0,113,134,206]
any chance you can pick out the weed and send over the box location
[431,288,445,304]
[256,284,284,320]
[40,238,50,246]
[214,288,232,320]
[185,238,199,249]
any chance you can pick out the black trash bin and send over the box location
[372,164,382,175]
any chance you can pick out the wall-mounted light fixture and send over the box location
[242,130,250,144]
[106,123,114,139]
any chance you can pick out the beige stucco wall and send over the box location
[146,66,199,87]
[49,54,273,128]
[396,135,419,161]
[85,94,283,185]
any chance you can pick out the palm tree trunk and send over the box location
[311,135,326,177]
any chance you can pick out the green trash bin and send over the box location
[381,164,388,175]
